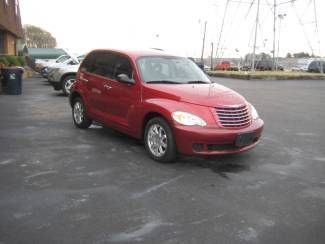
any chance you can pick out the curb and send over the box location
[208,72,325,80]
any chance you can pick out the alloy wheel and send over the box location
[147,123,168,157]
[73,101,83,124]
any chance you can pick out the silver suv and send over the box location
[48,64,79,95]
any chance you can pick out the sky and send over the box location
[19,0,325,58]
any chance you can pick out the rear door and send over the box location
[101,53,140,129]
[78,51,108,116]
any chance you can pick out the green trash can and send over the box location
[1,67,24,95]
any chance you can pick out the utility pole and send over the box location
[252,0,261,72]
[313,0,323,73]
[210,42,214,71]
[272,0,276,70]
[201,21,207,65]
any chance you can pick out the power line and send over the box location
[290,1,314,54]
[215,0,230,59]
[217,0,244,58]
[245,0,256,19]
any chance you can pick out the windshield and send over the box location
[56,55,70,63]
[136,56,210,84]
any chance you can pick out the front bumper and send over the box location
[173,119,264,156]
[48,72,62,91]
[49,80,61,91]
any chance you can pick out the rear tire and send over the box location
[72,97,92,129]
[144,117,176,163]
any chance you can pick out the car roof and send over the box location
[88,48,177,60]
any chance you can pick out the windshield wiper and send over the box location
[186,80,210,84]
[146,80,181,84]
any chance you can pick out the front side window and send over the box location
[136,56,210,84]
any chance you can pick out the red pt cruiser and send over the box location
[69,49,264,162]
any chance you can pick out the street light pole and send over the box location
[276,13,286,70]
[210,42,214,71]
[252,0,261,72]
[272,0,276,70]
[235,48,240,70]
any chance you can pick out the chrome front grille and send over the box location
[216,105,251,128]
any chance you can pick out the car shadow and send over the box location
[176,154,250,179]
[85,124,251,178]
[90,125,142,146]
[52,93,66,97]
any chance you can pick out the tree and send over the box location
[286,53,292,58]
[24,24,57,48]
[244,52,271,63]
[293,52,310,58]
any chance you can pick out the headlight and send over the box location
[172,111,207,126]
[250,104,259,120]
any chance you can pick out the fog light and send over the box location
[193,143,204,152]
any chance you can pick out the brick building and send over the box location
[0,0,23,55]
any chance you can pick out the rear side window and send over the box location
[92,52,116,78]
[113,55,133,79]
[80,52,97,73]
[81,51,133,80]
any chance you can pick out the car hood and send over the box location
[60,64,80,72]
[143,83,247,107]
[47,63,71,69]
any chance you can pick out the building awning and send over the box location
[23,47,68,60]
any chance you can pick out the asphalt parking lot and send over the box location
[1,76,325,244]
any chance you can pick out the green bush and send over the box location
[5,56,21,66]
[0,56,25,67]
[0,57,9,66]
[17,56,26,66]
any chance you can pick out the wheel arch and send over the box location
[141,111,173,140]
[69,91,82,107]
[60,72,77,85]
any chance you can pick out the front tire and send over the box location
[62,75,76,96]
[72,97,92,129]
[144,117,176,163]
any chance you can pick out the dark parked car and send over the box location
[241,60,283,71]
[308,60,325,73]
[70,49,264,162]
[187,57,205,71]
[255,60,283,71]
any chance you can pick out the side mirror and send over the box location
[117,74,135,85]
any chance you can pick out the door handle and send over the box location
[80,77,89,83]
[104,84,112,90]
